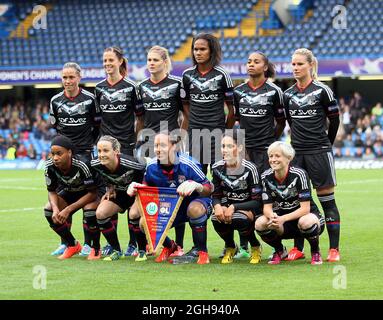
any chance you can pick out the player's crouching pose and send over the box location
[211,131,263,264]
[255,141,325,265]
[128,131,213,264]
[44,136,102,260]
[91,136,146,261]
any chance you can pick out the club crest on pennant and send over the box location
[136,186,183,254]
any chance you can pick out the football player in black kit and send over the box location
[211,130,263,264]
[91,136,146,261]
[94,47,145,257]
[234,51,285,174]
[182,33,235,175]
[49,62,101,257]
[284,48,341,262]
[44,135,101,260]
[138,45,188,257]
[233,52,286,258]
[255,141,325,265]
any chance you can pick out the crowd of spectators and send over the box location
[0,91,382,160]
[334,92,383,159]
[0,99,54,160]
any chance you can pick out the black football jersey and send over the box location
[212,159,262,207]
[95,77,144,148]
[261,166,312,215]
[283,80,339,153]
[234,79,285,149]
[49,89,100,153]
[182,65,234,130]
[139,75,183,133]
[91,154,145,192]
[45,155,96,193]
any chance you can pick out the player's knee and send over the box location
[255,215,269,231]
[187,201,205,219]
[128,204,140,220]
[44,202,52,211]
[298,214,319,230]
[83,201,99,212]
[96,206,109,220]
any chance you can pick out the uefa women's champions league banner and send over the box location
[0,57,382,84]
[136,186,184,254]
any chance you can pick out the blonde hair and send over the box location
[148,45,172,73]
[267,141,295,161]
[63,62,81,76]
[293,48,318,80]
[98,135,121,153]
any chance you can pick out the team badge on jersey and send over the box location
[45,176,51,186]
[77,102,87,115]
[177,175,186,185]
[161,89,170,99]
[208,78,219,91]
[259,96,269,106]
[305,95,318,106]
[117,92,127,101]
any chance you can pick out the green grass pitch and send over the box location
[0,169,382,300]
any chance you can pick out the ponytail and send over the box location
[104,46,128,77]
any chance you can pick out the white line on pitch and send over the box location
[0,178,42,182]
[0,186,44,191]
[0,207,40,213]
[338,179,382,185]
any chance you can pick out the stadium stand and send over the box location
[1,0,382,66]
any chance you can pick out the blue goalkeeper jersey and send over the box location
[143,152,211,200]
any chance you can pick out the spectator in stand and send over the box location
[341,104,352,134]
[27,144,37,159]
[343,148,353,158]
[0,135,7,158]
[373,139,383,158]
[16,144,28,159]
[354,147,364,158]
[354,134,364,147]
[343,134,354,148]
[363,146,375,160]
[349,91,369,120]
[333,135,344,149]
[371,102,382,118]
[333,147,342,158]
[5,144,16,160]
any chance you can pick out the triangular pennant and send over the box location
[136,186,183,254]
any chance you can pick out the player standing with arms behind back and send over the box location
[94,47,145,257]
[232,51,285,258]
[182,33,235,174]
[284,48,341,262]
[234,51,285,173]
